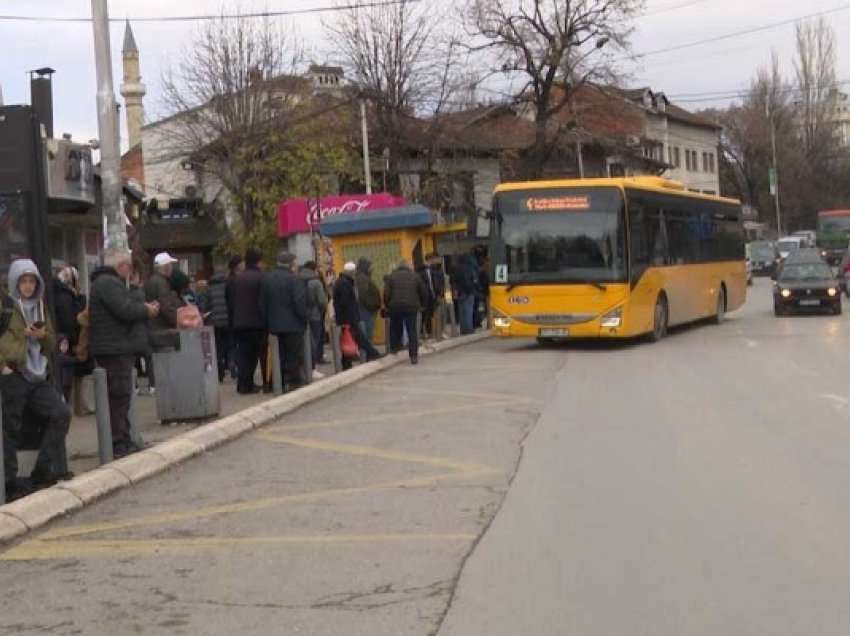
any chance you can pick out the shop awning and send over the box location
[319,205,434,237]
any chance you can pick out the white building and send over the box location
[623,88,722,195]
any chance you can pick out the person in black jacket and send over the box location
[53,266,87,402]
[89,248,159,458]
[207,271,230,382]
[224,255,243,379]
[260,251,307,391]
[232,248,266,394]
[384,260,429,364]
[333,262,381,370]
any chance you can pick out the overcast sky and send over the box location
[1,0,849,149]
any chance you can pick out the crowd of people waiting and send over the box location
[0,245,489,502]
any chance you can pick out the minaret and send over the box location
[120,20,145,150]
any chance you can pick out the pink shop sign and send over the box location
[277,193,406,236]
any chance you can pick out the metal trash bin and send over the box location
[152,327,220,423]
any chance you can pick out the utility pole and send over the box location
[91,0,127,250]
[766,100,782,237]
[359,99,372,195]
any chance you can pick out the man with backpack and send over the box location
[1,259,72,500]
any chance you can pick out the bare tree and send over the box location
[324,0,462,185]
[465,0,643,178]
[158,11,303,228]
[794,17,837,155]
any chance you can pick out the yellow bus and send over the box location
[489,177,746,343]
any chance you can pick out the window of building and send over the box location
[673,147,681,168]
[708,153,715,173]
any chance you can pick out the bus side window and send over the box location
[628,193,665,282]
[665,209,699,266]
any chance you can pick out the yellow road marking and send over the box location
[267,401,520,432]
[38,470,492,541]
[256,433,497,474]
[12,374,527,559]
[2,533,477,561]
[362,381,533,403]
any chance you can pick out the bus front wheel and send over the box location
[712,286,727,325]
[649,295,668,342]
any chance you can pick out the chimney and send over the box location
[29,67,55,138]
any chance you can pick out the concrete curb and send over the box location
[0,330,491,545]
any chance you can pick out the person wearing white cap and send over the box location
[144,252,183,346]
[332,261,382,370]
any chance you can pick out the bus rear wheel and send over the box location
[649,295,668,342]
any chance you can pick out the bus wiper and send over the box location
[590,282,607,291]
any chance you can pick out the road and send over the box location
[3,277,850,635]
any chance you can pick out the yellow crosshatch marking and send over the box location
[2,401,508,560]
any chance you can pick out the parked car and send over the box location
[773,260,842,316]
[776,236,807,259]
[747,240,780,276]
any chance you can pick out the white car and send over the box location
[776,236,806,259]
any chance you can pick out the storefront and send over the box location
[277,193,406,271]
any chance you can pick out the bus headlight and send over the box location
[828,287,838,297]
[493,315,512,328]
[781,288,792,298]
[600,307,623,328]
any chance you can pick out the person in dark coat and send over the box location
[232,248,266,394]
[384,260,429,364]
[224,255,243,379]
[144,252,182,333]
[260,251,307,391]
[53,266,87,402]
[89,248,159,458]
[52,266,85,352]
[354,258,382,345]
[300,261,328,370]
[207,271,230,382]
[421,254,447,338]
[333,262,381,370]
[455,254,479,335]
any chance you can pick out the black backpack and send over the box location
[0,292,14,338]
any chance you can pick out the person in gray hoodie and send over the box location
[0,259,71,500]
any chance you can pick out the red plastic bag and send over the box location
[340,325,359,359]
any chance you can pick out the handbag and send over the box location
[340,325,359,359]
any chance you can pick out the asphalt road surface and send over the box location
[3,277,850,635]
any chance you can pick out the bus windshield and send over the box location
[494,187,627,285]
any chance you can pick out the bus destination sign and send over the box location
[525,196,590,212]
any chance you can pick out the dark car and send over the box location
[773,260,842,316]
[748,241,780,276]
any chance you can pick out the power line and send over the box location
[640,0,713,18]
[0,0,419,23]
[630,2,850,60]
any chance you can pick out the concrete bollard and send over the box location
[129,368,144,450]
[447,301,459,337]
[384,316,392,355]
[0,393,5,505]
[93,368,113,465]
[434,301,445,341]
[302,325,313,386]
[270,334,283,395]
[331,325,343,373]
